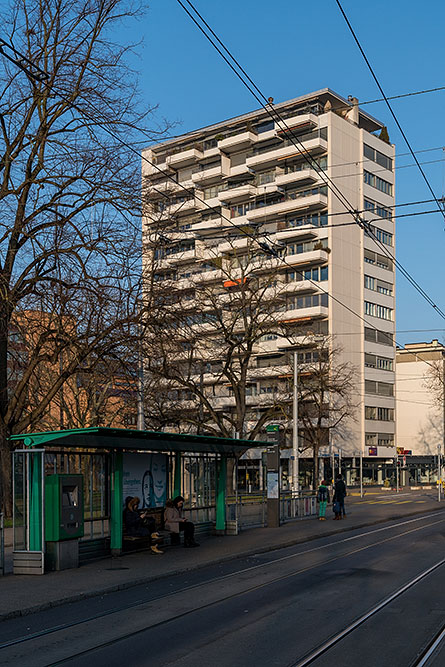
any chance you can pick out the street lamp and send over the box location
[292,350,299,496]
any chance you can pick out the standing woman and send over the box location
[164,496,200,547]
[317,480,330,521]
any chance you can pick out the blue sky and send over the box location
[125,0,445,346]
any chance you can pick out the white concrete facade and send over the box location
[142,89,396,457]
[396,340,445,455]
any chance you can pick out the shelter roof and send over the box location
[10,427,269,456]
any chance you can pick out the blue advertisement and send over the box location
[123,453,168,508]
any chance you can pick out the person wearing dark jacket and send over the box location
[164,496,199,547]
[333,474,347,519]
[123,496,163,554]
[317,480,330,521]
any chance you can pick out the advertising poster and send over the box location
[123,453,168,508]
[267,471,279,499]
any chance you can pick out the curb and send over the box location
[1,505,444,622]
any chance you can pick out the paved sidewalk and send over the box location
[0,489,443,622]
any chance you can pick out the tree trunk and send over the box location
[312,450,319,491]
[0,430,12,517]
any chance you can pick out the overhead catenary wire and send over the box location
[175,0,445,324]
[2,35,443,384]
[335,0,445,227]
[172,0,445,386]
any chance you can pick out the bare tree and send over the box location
[0,0,167,513]
[144,231,333,441]
[424,355,445,411]
[294,338,358,489]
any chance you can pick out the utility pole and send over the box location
[360,446,363,498]
[441,355,445,501]
[137,308,145,431]
[292,350,299,496]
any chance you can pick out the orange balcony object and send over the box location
[223,277,248,288]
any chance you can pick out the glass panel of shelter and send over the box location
[45,451,110,541]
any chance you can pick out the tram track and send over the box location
[0,512,443,655]
[290,556,445,666]
[412,624,445,666]
[1,512,445,666]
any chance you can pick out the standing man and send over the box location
[334,473,347,519]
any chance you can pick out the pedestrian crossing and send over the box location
[354,499,427,505]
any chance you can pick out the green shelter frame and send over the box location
[10,427,263,561]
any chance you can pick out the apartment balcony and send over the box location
[275,168,319,188]
[275,225,319,242]
[248,365,288,381]
[230,163,256,178]
[280,279,318,295]
[278,304,329,323]
[275,113,319,137]
[217,235,251,254]
[211,395,259,410]
[147,179,189,199]
[166,146,204,168]
[246,136,327,170]
[218,131,258,153]
[191,217,230,236]
[192,165,228,185]
[161,197,206,218]
[192,268,223,284]
[246,192,328,222]
[163,249,196,265]
[218,184,257,204]
[284,248,330,267]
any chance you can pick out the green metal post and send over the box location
[215,457,227,533]
[173,452,182,498]
[110,452,123,552]
[29,453,43,551]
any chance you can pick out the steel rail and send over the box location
[412,626,445,666]
[1,514,444,665]
[291,559,445,666]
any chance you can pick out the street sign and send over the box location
[266,424,280,432]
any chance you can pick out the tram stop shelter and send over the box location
[9,427,261,575]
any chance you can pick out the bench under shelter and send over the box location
[9,427,260,574]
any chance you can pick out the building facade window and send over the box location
[371,226,393,246]
[364,198,393,220]
[365,406,395,421]
[364,249,393,271]
[286,237,328,256]
[365,380,394,396]
[364,170,393,195]
[286,212,328,228]
[364,327,393,346]
[364,144,393,171]
[287,293,329,311]
[287,266,328,282]
[364,275,393,296]
[365,301,393,321]
[366,432,394,446]
[365,353,393,371]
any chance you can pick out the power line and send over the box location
[172,0,445,386]
[175,0,445,323]
[0,37,49,82]
[2,33,443,386]
[360,85,445,106]
[335,0,445,227]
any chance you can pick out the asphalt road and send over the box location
[2,509,445,667]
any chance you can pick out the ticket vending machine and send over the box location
[45,474,84,571]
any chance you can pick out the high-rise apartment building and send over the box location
[142,89,396,471]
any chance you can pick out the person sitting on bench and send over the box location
[164,496,199,548]
[123,496,163,554]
